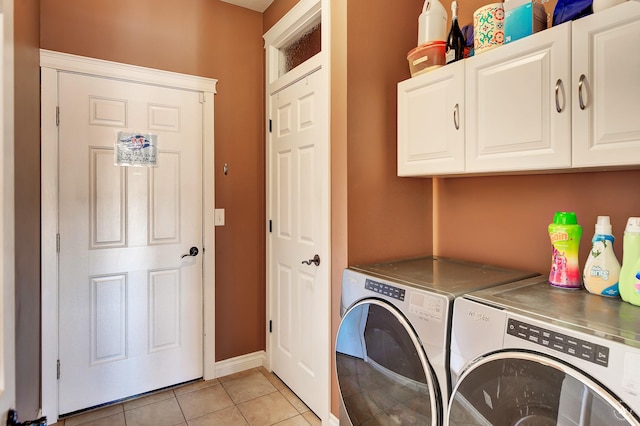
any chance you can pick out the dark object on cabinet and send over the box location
[553,0,593,26]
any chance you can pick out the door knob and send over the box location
[181,247,199,258]
[302,254,320,266]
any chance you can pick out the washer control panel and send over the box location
[365,279,405,301]
[507,318,609,367]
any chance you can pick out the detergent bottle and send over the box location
[548,211,582,289]
[619,217,640,306]
[583,216,621,297]
[418,0,448,45]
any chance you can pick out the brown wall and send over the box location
[329,0,348,418]
[263,0,297,31]
[346,2,433,266]
[435,171,640,275]
[336,0,436,416]
[30,0,639,422]
[427,1,640,279]
[264,0,436,417]
[14,0,42,418]
[281,0,638,420]
[451,0,556,31]
[40,0,267,361]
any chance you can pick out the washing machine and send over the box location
[335,256,537,426]
[449,276,640,425]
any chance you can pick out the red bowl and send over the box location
[407,41,447,77]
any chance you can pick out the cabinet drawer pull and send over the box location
[453,103,460,130]
[578,74,587,110]
[555,79,565,113]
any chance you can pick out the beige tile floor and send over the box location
[51,367,321,426]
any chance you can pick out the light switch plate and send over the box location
[214,208,225,226]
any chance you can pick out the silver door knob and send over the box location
[181,247,199,258]
[302,254,320,266]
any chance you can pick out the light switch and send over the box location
[214,208,225,226]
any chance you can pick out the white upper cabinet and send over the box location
[572,1,640,167]
[465,23,572,173]
[398,60,465,176]
[397,2,640,177]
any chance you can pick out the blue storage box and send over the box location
[504,0,548,44]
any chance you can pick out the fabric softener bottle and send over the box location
[619,217,640,306]
[548,211,582,289]
[583,216,621,297]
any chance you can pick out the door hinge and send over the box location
[269,119,272,133]
[56,233,60,253]
[269,220,272,233]
[56,106,60,126]
[199,92,205,104]
[269,320,272,333]
[57,359,61,379]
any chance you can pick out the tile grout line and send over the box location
[59,369,318,426]
[220,380,251,426]
[229,387,252,426]
[219,373,302,426]
[171,389,187,426]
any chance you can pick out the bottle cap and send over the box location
[553,211,578,225]
[625,217,640,233]
[595,215,612,235]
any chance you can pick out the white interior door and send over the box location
[268,69,329,418]
[57,71,204,414]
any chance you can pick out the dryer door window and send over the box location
[336,299,440,426]
[448,351,640,425]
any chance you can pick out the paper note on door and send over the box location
[115,131,158,166]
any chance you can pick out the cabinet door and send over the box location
[465,23,572,173]
[397,61,465,176]
[572,2,640,168]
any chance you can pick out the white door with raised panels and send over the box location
[57,71,204,414]
[268,69,329,418]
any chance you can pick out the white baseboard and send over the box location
[328,413,339,426]
[214,350,267,378]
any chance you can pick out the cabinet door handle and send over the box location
[578,74,587,110]
[453,103,460,130]
[555,79,565,113]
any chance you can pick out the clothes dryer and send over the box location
[449,276,640,425]
[335,256,536,425]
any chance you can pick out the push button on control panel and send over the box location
[365,279,406,301]
[507,318,609,367]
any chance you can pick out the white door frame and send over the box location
[40,50,217,423]
[263,0,331,423]
[1,6,17,417]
